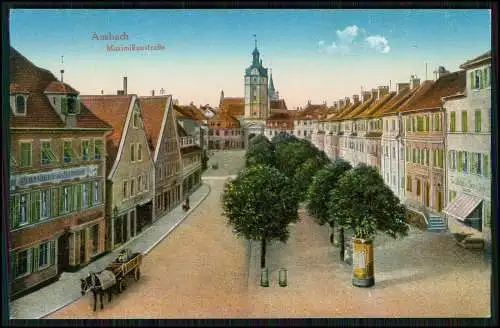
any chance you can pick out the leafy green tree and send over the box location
[306,159,352,259]
[274,140,319,178]
[245,135,275,167]
[293,154,330,201]
[271,131,298,146]
[328,163,408,243]
[222,164,300,268]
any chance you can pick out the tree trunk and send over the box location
[339,227,345,262]
[260,238,267,268]
[329,221,335,245]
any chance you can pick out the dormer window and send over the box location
[15,95,26,115]
[67,96,77,114]
[62,96,79,115]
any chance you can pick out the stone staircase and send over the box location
[427,214,447,233]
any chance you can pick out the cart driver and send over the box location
[117,249,128,263]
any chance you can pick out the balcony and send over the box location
[180,136,197,148]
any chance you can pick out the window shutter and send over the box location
[99,181,104,204]
[51,188,58,217]
[61,97,68,114]
[34,191,41,222]
[483,154,489,177]
[77,184,82,210]
[59,187,64,213]
[88,182,93,207]
[482,68,487,89]
[33,246,39,272]
[469,71,474,89]
[50,241,56,265]
[13,195,20,229]
[89,139,94,159]
[457,151,463,172]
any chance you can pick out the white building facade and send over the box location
[443,51,491,247]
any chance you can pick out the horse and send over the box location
[80,270,117,312]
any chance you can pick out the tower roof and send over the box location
[269,71,275,92]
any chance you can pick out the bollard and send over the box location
[278,268,288,287]
[260,268,269,287]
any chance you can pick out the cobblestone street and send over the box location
[47,150,490,319]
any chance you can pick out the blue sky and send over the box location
[10,9,491,109]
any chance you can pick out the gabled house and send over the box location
[81,93,155,251]
[141,95,183,220]
[177,124,203,198]
[9,47,112,299]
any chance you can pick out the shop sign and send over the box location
[11,165,99,190]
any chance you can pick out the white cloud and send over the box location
[365,35,391,54]
[336,25,360,45]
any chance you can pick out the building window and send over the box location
[91,224,99,255]
[40,189,49,219]
[94,139,103,160]
[133,112,139,128]
[66,97,77,114]
[131,144,135,162]
[144,175,148,191]
[475,110,481,133]
[15,95,26,115]
[130,179,135,197]
[482,154,490,177]
[39,242,49,269]
[63,140,73,164]
[15,249,30,278]
[82,183,89,208]
[461,111,468,132]
[138,144,142,161]
[123,181,128,199]
[81,140,90,161]
[137,176,142,193]
[471,153,482,175]
[62,186,70,213]
[41,141,57,165]
[419,149,424,164]
[20,142,32,168]
[417,116,424,132]
[416,179,421,196]
[448,150,456,170]
[450,112,456,132]
[19,194,28,225]
[425,116,429,132]
[406,176,412,192]
[412,149,417,164]
[93,181,100,205]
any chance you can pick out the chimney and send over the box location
[151,90,155,96]
[362,91,371,102]
[397,83,410,94]
[117,90,124,95]
[371,88,378,100]
[434,66,450,80]
[60,69,65,83]
[410,75,421,90]
[377,86,389,100]
[352,94,360,103]
[338,99,345,108]
[123,77,128,95]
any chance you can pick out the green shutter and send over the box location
[457,152,463,172]
[482,68,487,89]
[483,154,489,177]
[61,97,68,114]
[88,182,93,207]
[77,184,82,210]
[34,191,41,222]
[13,195,20,229]
[59,187,64,213]
[475,111,481,132]
[51,188,58,217]
[28,193,34,223]
[89,139,94,160]
[50,241,56,265]
[469,71,474,89]
[33,246,39,272]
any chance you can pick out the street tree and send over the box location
[274,139,318,178]
[271,131,298,146]
[328,163,408,286]
[293,154,330,201]
[305,159,352,260]
[245,135,275,167]
[221,164,300,269]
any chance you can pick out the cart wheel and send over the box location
[134,267,141,281]
[118,279,127,293]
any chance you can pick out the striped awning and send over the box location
[443,194,483,221]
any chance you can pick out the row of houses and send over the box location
[8,47,204,298]
[303,51,491,247]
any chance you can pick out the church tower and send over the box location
[244,36,269,121]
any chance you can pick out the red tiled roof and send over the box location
[356,92,397,119]
[140,96,170,153]
[173,104,205,121]
[44,81,79,95]
[9,47,111,130]
[80,95,134,170]
[270,99,288,110]
[208,110,240,127]
[220,97,245,116]
[398,72,465,113]
[294,104,329,120]
[343,96,376,120]
[9,83,29,94]
[373,87,413,117]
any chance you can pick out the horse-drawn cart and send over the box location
[105,248,143,292]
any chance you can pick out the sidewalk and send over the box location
[9,183,211,320]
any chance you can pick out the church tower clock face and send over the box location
[251,68,259,75]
